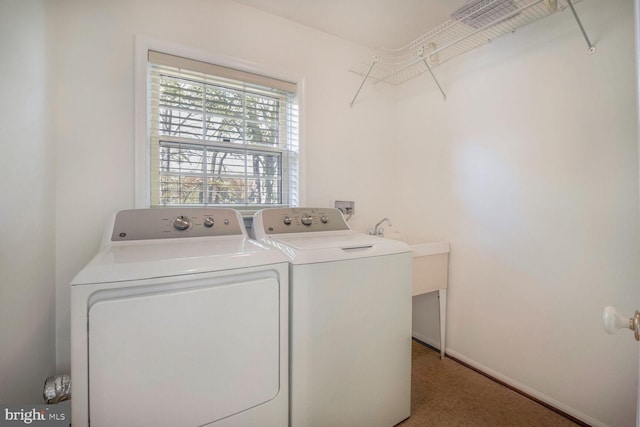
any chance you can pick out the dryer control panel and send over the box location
[255,208,350,235]
[110,208,245,241]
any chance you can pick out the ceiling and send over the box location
[233,0,467,50]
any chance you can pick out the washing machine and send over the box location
[253,207,412,427]
[70,207,289,427]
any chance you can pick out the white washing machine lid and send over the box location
[253,207,410,264]
[261,230,410,264]
[72,207,288,285]
[71,236,287,285]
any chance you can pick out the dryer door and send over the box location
[87,275,280,427]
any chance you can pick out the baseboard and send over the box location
[411,332,440,350]
[440,346,606,427]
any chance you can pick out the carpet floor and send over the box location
[396,341,581,427]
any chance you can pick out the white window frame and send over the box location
[134,36,305,211]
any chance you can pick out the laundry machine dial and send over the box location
[173,215,191,231]
[203,216,215,228]
[301,215,313,226]
[283,216,293,225]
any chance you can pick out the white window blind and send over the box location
[148,51,299,211]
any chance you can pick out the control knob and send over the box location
[320,215,328,224]
[283,216,293,226]
[301,215,313,226]
[203,216,214,228]
[173,215,191,231]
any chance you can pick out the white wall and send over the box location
[0,0,56,403]
[52,0,397,372]
[395,1,639,426]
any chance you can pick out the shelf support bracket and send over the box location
[422,58,447,101]
[350,59,377,108]
[565,0,596,54]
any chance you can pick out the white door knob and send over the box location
[603,306,640,341]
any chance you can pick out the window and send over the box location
[147,51,298,212]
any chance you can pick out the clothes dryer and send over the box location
[71,208,288,427]
[253,207,412,427]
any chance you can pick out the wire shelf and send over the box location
[349,0,585,86]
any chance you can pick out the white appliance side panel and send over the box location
[88,277,280,427]
[289,253,412,427]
